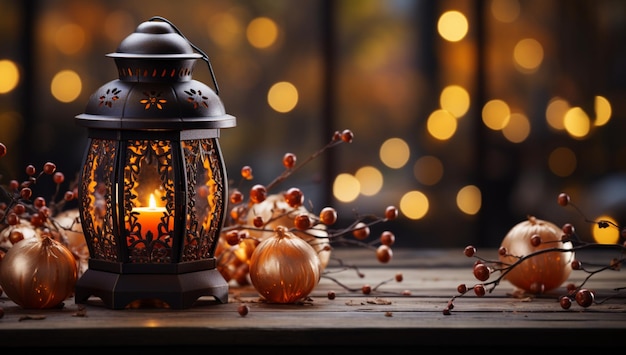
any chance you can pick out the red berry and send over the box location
[225,230,240,246]
[559,296,572,309]
[0,143,6,157]
[30,213,44,227]
[294,214,312,230]
[395,273,403,282]
[474,284,486,297]
[282,153,296,169]
[20,187,32,200]
[380,231,395,246]
[530,234,541,247]
[241,166,253,180]
[284,187,304,208]
[361,284,371,294]
[562,223,574,235]
[457,284,467,293]
[319,207,337,225]
[13,203,26,215]
[43,162,56,175]
[473,263,490,281]
[237,304,249,317]
[575,289,594,308]
[557,193,570,206]
[40,206,51,218]
[53,172,65,184]
[464,245,476,257]
[352,222,370,240]
[252,216,264,228]
[64,190,76,201]
[376,245,393,263]
[34,196,46,208]
[6,212,18,225]
[229,189,243,204]
[9,230,24,244]
[25,165,36,176]
[327,291,336,300]
[249,184,267,204]
[340,129,354,143]
[384,206,398,220]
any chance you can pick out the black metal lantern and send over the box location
[74,17,236,309]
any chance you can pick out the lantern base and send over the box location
[74,268,228,309]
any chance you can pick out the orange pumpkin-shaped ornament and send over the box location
[0,236,78,309]
[216,193,331,286]
[499,215,574,294]
[249,225,321,303]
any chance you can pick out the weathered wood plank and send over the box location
[0,248,624,350]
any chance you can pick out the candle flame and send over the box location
[149,194,157,208]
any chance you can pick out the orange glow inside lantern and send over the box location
[132,194,167,240]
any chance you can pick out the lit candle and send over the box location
[133,194,167,237]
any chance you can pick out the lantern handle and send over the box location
[149,16,221,95]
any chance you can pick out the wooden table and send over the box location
[1,248,624,351]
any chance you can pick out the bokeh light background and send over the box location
[1,0,625,248]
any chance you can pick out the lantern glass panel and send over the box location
[181,138,225,262]
[125,139,174,264]
[79,138,119,262]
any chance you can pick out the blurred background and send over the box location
[0,0,625,248]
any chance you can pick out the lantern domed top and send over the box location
[108,20,202,59]
[76,17,236,131]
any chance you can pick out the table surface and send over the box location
[1,247,625,351]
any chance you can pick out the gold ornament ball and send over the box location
[216,193,331,286]
[249,226,321,303]
[499,216,574,293]
[0,236,78,309]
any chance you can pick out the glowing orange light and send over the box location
[133,194,166,237]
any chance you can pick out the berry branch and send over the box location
[443,192,626,315]
[263,129,354,192]
[0,143,79,248]
[214,129,402,294]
